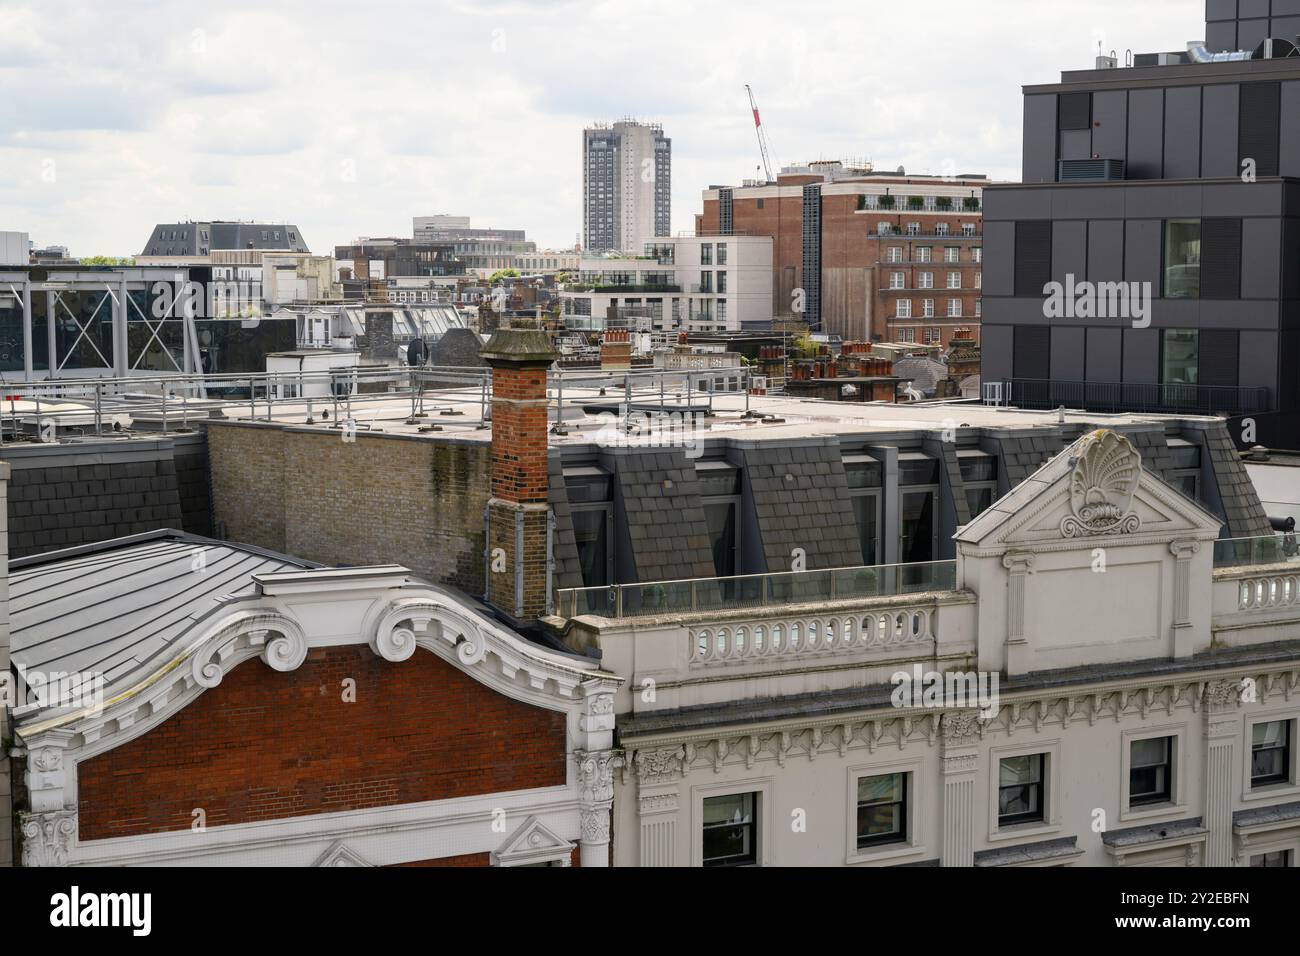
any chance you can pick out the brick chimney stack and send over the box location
[480,326,558,624]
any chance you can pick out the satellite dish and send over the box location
[407,336,426,366]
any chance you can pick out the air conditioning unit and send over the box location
[1057,159,1126,182]
[982,381,1005,406]
[751,376,768,389]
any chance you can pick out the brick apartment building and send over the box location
[696,161,989,346]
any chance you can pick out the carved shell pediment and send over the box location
[1061,430,1143,538]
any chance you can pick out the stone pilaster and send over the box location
[1002,552,1035,677]
[1202,678,1242,867]
[1169,540,1200,659]
[575,749,619,868]
[940,711,982,867]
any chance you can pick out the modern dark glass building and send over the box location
[982,2,1300,448]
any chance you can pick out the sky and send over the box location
[0,0,1206,258]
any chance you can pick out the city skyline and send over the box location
[0,0,1202,257]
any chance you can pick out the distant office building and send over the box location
[411,216,535,274]
[698,162,989,344]
[515,249,581,274]
[334,237,467,281]
[583,120,671,253]
[558,235,773,333]
[140,221,310,259]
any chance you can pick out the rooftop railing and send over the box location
[992,379,1272,417]
[1213,534,1300,569]
[554,560,958,619]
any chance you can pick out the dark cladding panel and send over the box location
[1122,329,1159,384]
[1014,221,1052,297]
[1124,219,1163,287]
[1201,217,1243,300]
[982,220,1015,296]
[1200,328,1240,388]
[1202,85,1241,178]
[1058,93,1093,131]
[1282,82,1300,178]
[1051,326,1086,381]
[1052,220,1087,284]
[1086,327,1122,381]
[1163,86,1203,180]
[1013,326,1050,379]
[981,324,1014,382]
[1239,82,1281,177]
[1088,220,1125,281]
[1236,18,1270,51]
[1023,95,1058,184]
[1241,216,1281,300]
[1206,21,1237,53]
[1091,90,1128,162]
[1127,89,1166,180]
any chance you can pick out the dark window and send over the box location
[1058,92,1092,131]
[571,509,610,590]
[852,494,880,565]
[1160,329,1199,387]
[1250,850,1291,868]
[1014,221,1052,297]
[756,198,765,210]
[857,773,907,848]
[1239,82,1280,177]
[1130,737,1174,807]
[703,792,757,866]
[999,754,1046,825]
[899,490,935,564]
[1200,218,1242,300]
[1251,720,1290,787]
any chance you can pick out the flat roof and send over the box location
[207,380,1224,446]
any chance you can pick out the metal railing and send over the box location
[994,379,1271,417]
[1213,534,1299,569]
[554,560,958,619]
[0,365,493,443]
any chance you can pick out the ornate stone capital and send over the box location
[1169,539,1200,559]
[20,809,77,867]
[1002,552,1036,574]
[633,746,686,785]
[575,749,620,806]
[941,710,983,746]
[1203,678,1243,712]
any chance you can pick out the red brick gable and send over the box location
[78,645,568,841]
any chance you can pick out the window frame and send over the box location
[694,778,771,867]
[1243,713,1298,799]
[1120,727,1186,821]
[846,759,925,865]
[988,740,1062,841]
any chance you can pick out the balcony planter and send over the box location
[907,197,924,210]
[878,196,896,209]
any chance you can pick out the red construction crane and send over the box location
[745,84,774,183]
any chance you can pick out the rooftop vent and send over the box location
[1057,159,1126,183]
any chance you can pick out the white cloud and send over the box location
[0,0,1204,256]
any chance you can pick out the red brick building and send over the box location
[696,162,988,347]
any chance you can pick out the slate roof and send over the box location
[9,530,316,687]
[892,357,947,395]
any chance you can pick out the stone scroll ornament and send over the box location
[1060,429,1142,538]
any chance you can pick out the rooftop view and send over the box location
[0,0,1297,930]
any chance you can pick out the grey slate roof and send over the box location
[1201,420,1273,538]
[548,451,585,591]
[892,358,947,395]
[9,530,315,688]
[611,449,717,583]
[737,441,861,572]
[141,222,310,256]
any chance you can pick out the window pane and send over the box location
[1000,754,1042,787]
[1164,220,1200,298]
[858,772,903,804]
[899,491,935,563]
[1254,720,1287,748]
[1161,329,1198,386]
[1131,737,1170,767]
[705,501,738,578]
[852,495,879,566]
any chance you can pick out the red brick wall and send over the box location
[488,364,549,505]
[392,846,581,867]
[77,646,568,841]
